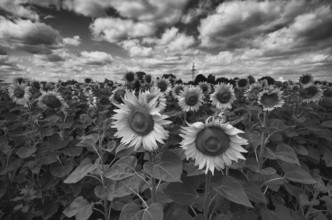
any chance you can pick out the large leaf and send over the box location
[76,133,99,148]
[104,156,137,180]
[50,161,73,178]
[143,151,182,182]
[119,203,140,220]
[16,144,36,159]
[244,183,267,204]
[63,196,93,220]
[133,203,163,220]
[281,163,317,184]
[267,143,300,165]
[321,120,332,128]
[64,158,99,184]
[213,175,253,208]
[322,149,332,167]
[163,182,198,205]
[165,208,194,220]
[0,136,11,155]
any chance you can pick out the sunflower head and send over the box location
[13,77,26,84]
[144,74,152,84]
[8,83,31,106]
[172,84,184,97]
[323,87,332,98]
[112,91,171,151]
[124,71,136,84]
[110,87,126,104]
[299,74,313,88]
[245,83,263,102]
[180,117,248,174]
[143,87,166,112]
[257,87,284,111]
[299,84,323,103]
[178,86,204,112]
[210,83,236,110]
[84,77,93,84]
[38,91,69,111]
[199,82,211,95]
[156,78,170,94]
[237,78,249,89]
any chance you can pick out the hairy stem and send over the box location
[148,151,157,203]
[204,171,211,219]
[259,111,267,169]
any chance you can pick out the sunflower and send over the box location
[144,74,153,85]
[244,83,263,102]
[199,82,211,96]
[7,83,31,106]
[299,74,314,88]
[112,91,171,151]
[155,78,171,95]
[210,83,236,110]
[172,84,184,99]
[123,71,136,85]
[236,78,249,90]
[323,87,332,98]
[37,91,69,112]
[299,84,323,103]
[178,86,204,112]
[142,86,167,112]
[180,117,248,174]
[257,86,284,111]
[83,86,93,96]
[110,86,127,104]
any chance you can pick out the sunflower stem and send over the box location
[204,171,211,219]
[259,111,267,169]
[148,151,157,203]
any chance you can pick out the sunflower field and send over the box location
[0,73,332,220]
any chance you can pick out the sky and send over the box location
[0,0,332,83]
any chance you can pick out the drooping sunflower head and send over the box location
[299,84,323,103]
[236,78,249,90]
[323,87,332,98]
[110,86,127,104]
[143,86,167,112]
[180,117,248,175]
[299,74,313,88]
[112,91,171,151]
[210,83,236,110]
[178,86,204,112]
[172,84,184,98]
[124,71,136,85]
[199,82,211,95]
[257,86,284,111]
[37,91,69,112]
[155,78,171,94]
[7,83,31,106]
[244,83,263,102]
[144,74,153,84]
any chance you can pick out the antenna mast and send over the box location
[192,62,196,81]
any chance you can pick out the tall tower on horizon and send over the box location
[192,62,196,81]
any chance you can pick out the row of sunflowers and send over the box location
[0,72,331,220]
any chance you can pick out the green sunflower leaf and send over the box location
[163,182,198,205]
[281,163,317,184]
[76,133,99,148]
[63,196,93,220]
[64,158,99,184]
[104,156,137,180]
[214,175,253,208]
[143,150,182,182]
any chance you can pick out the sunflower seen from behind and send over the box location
[37,91,69,112]
[178,86,203,112]
[299,74,314,89]
[8,83,31,106]
[210,83,236,110]
[180,117,248,175]
[300,84,323,103]
[110,86,127,105]
[112,91,171,151]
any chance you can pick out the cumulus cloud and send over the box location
[80,51,113,65]
[118,39,152,57]
[0,0,39,20]
[90,17,155,43]
[63,35,81,46]
[0,16,62,54]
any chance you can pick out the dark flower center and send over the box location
[195,126,230,156]
[114,89,126,104]
[145,75,152,83]
[14,87,25,98]
[16,77,24,84]
[157,81,168,92]
[300,86,318,99]
[185,92,198,106]
[174,86,184,95]
[300,75,311,84]
[323,88,332,97]
[238,79,248,87]
[216,90,231,103]
[43,95,62,109]
[260,92,279,107]
[125,72,135,82]
[200,84,209,93]
[128,109,154,136]
[85,78,92,83]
